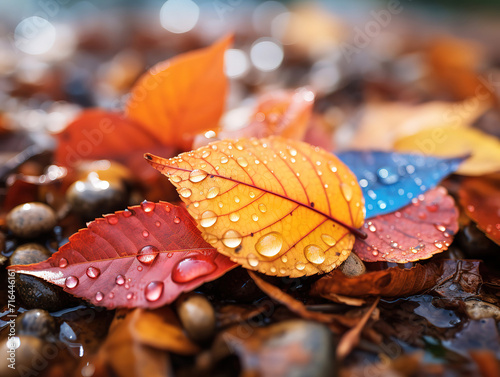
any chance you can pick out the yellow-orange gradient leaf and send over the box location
[126,35,232,150]
[146,137,365,278]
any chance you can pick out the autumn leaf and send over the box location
[311,263,442,299]
[224,88,315,140]
[8,202,236,309]
[459,174,500,245]
[126,35,232,150]
[146,137,365,277]
[338,150,464,218]
[394,127,500,176]
[354,187,459,263]
[346,100,488,151]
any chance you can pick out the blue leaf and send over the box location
[338,151,465,219]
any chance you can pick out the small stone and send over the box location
[465,299,500,321]
[177,293,216,343]
[10,243,77,311]
[17,309,58,340]
[339,252,366,277]
[0,336,46,377]
[6,203,56,238]
[66,176,128,220]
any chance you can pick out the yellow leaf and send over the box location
[394,127,500,176]
[126,35,232,150]
[347,100,489,151]
[146,137,365,277]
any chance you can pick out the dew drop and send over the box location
[127,293,133,300]
[220,156,229,164]
[142,230,149,238]
[249,191,255,198]
[222,230,242,248]
[145,281,164,302]
[252,214,259,221]
[426,203,439,212]
[171,255,217,283]
[59,258,68,268]
[255,232,283,257]
[289,148,297,157]
[418,212,427,220]
[467,205,475,213]
[179,188,192,198]
[107,215,118,225]
[340,183,353,201]
[369,224,377,232]
[328,162,337,173]
[137,266,143,272]
[65,276,79,289]
[155,221,161,227]
[193,202,200,208]
[218,202,223,208]
[202,150,211,158]
[86,266,100,279]
[435,224,446,232]
[189,169,208,183]
[258,203,267,213]
[200,211,217,228]
[321,234,336,247]
[207,187,220,199]
[237,157,248,168]
[390,242,399,248]
[123,209,132,217]
[141,200,155,213]
[248,254,259,267]
[173,217,181,224]
[229,213,240,222]
[109,292,115,299]
[434,242,443,248]
[304,244,326,264]
[279,267,286,274]
[95,292,104,302]
[234,196,240,203]
[137,245,159,265]
[170,175,182,183]
[270,267,277,273]
[116,275,125,285]
[295,262,306,271]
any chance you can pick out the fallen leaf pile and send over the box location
[2,9,500,376]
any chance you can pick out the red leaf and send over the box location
[311,263,441,298]
[354,186,459,263]
[459,174,500,245]
[8,202,236,309]
[125,35,232,150]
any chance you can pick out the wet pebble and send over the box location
[6,203,56,239]
[177,293,216,343]
[339,252,366,277]
[66,176,128,220]
[10,243,77,311]
[465,299,500,321]
[17,309,58,340]
[0,336,47,377]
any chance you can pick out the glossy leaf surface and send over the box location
[146,137,365,277]
[338,150,464,218]
[8,202,236,309]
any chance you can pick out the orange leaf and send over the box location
[126,35,232,150]
[146,137,365,277]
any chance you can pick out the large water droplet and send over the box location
[59,258,68,268]
[321,234,336,247]
[179,188,192,198]
[222,230,242,248]
[137,245,159,265]
[200,211,217,228]
[189,169,208,183]
[237,157,249,168]
[304,244,325,264]
[255,232,283,257]
[86,267,100,279]
[248,254,259,267]
[65,276,79,289]
[258,203,267,213]
[340,183,353,201]
[207,187,219,199]
[171,255,217,283]
[141,200,155,213]
[95,292,104,302]
[145,281,164,302]
[115,275,125,285]
[229,213,240,222]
